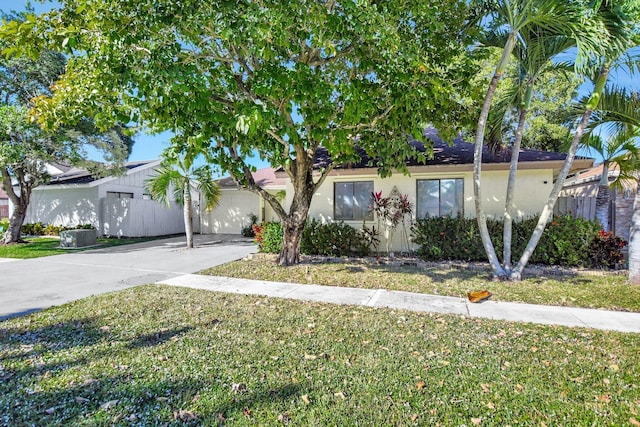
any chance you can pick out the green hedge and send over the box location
[411,215,611,268]
[21,222,95,237]
[254,219,373,257]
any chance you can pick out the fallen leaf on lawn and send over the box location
[531,346,538,353]
[44,407,55,415]
[278,412,291,423]
[100,399,119,410]
[304,354,317,360]
[471,416,482,425]
[598,394,612,403]
[173,409,198,421]
[243,407,252,417]
[439,360,450,366]
[416,381,425,390]
[291,377,299,384]
[609,364,620,372]
[74,397,89,404]
[334,391,346,399]
[430,408,437,415]
[630,417,640,426]
[301,394,310,405]
[515,384,524,392]
[411,414,419,422]
[156,397,169,402]
[99,326,110,331]
[231,383,247,394]
[486,402,495,410]
[480,383,491,393]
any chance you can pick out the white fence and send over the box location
[101,198,186,237]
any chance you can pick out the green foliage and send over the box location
[412,215,605,268]
[21,222,94,236]
[0,217,8,232]
[255,219,375,257]
[589,230,627,269]
[301,218,372,257]
[241,213,259,238]
[256,222,283,254]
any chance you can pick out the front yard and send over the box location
[1,285,639,426]
[202,255,640,312]
[0,236,167,259]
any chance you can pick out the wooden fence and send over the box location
[554,196,597,220]
[0,203,8,219]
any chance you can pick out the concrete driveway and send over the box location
[0,234,256,320]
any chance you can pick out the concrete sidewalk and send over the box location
[158,274,640,333]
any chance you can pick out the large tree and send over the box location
[0,29,134,244]
[0,0,475,265]
[470,0,638,280]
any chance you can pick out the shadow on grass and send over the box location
[127,326,193,349]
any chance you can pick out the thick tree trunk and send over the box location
[183,186,194,249]
[1,167,30,245]
[595,163,610,231]
[279,216,306,266]
[628,182,640,284]
[2,200,27,244]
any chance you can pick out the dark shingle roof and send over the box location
[313,129,589,170]
[47,161,156,185]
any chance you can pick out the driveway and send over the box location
[0,234,257,320]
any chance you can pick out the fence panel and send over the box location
[0,204,8,219]
[554,196,597,220]
[101,198,186,237]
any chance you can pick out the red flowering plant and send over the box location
[589,229,627,269]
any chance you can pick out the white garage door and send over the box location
[201,190,260,234]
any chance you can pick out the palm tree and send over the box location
[469,0,609,278]
[581,132,638,231]
[471,0,638,280]
[145,152,220,249]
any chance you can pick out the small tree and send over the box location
[145,147,220,249]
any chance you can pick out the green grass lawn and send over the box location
[0,285,638,426]
[202,256,640,312]
[0,236,165,259]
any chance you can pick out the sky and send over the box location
[1,0,638,166]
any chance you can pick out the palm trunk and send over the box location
[473,31,517,278]
[511,65,611,280]
[628,181,640,284]
[503,106,528,271]
[595,162,610,231]
[183,186,193,249]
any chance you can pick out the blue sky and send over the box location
[1,0,638,166]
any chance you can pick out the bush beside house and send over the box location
[254,215,626,269]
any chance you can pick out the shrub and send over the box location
[301,219,372,257]
[241,213,259,237]
[258,222,283,254]
[0,218,9,233]
[589,230,627,269]
[254,219,375,257]
[21,223,95,237]
[412,214,602,267]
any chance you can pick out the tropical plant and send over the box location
[145,148,220,249]
[0,0,476,265]
[469,0,638,280]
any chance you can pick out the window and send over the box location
[334,181,374,221]
[417,179,463,218]
[106,191,134,199]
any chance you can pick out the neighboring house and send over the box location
[559,163,636,242]
[19,160,187,237]
[201,167,285,234]
[0,187,8,219]
[277,130,593,251]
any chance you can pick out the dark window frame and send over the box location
[416,178,464,219]
[333,181,374,221]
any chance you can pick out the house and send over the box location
[559,163,636,242]
[0,187,8,219]
[20,160,187,237]
[277,130,594,251]
[200,167,285,234]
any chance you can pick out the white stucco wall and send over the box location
[201,189,260,234]
[283,168,554,252]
